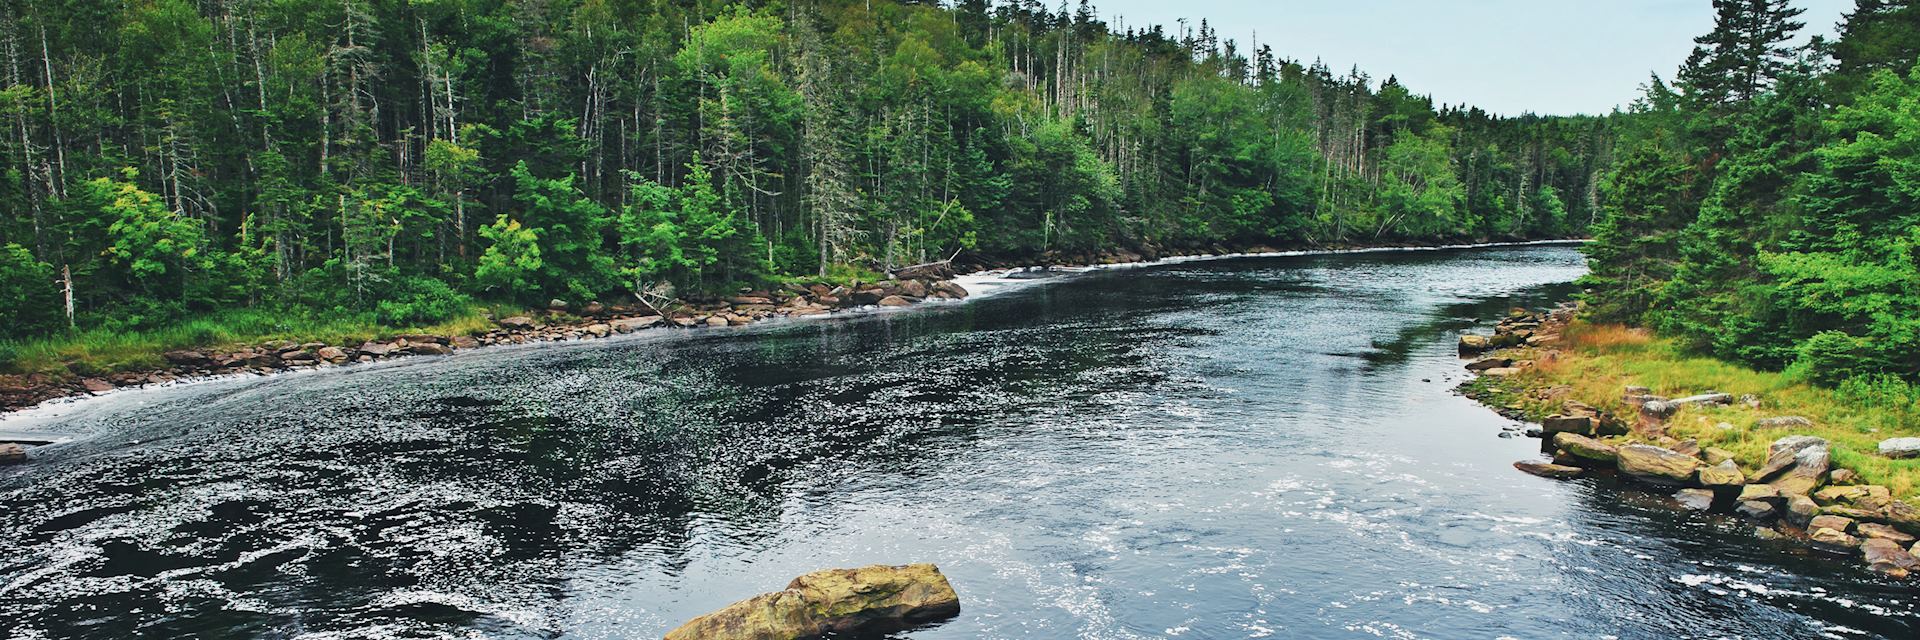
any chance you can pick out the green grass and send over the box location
[0,304,505,379]
[1482,321,1920,498]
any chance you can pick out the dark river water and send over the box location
[2,244,1915,639]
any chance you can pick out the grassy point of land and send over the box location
[1469,321,1920,500]
[0,304,508,380]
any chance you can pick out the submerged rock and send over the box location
[1676,488,1716,511]
[1515,461,1583,479]
[664,563,961,640]
[1616,444,1700,486]
[1465,357,1512,372]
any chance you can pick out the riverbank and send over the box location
[1460,306,1920,578]
[0,266,974,425]
[0,237,1584,426]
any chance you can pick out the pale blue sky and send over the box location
[1091,0,1852,116]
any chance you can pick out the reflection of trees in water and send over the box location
[1359,280,1583,369]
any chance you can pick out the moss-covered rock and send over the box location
[664,563,961,640]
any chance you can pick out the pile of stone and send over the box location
[1511,393,1920,579]
[1465,304,1920,579]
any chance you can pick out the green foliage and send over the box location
[2,0,1606,345]
[374,277,473,327]
[0,244,64,337]
[475,215,543,300]
[1583,7,1920,390]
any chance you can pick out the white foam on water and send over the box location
[948,239,1586,300]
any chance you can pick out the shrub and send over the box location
[374,276,472,327]
[1788,331,1882,388]
[0,243,66,338]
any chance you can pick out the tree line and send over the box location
[1582,0,1920,395]
[0,0,1605,340]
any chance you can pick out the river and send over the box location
[1,244,1914,639]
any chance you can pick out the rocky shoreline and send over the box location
[1461,305,1920,579]
[0,237,1580,465]
[0,266,974,452]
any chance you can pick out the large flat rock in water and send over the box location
[665,563,961,640]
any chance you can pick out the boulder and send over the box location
[728,296,774,306]
[451,336,479,349]
[1810,514,1855,533]
[1514,461,1583,479]
[1861,538,1920,579]
[498,316,538,330]
[359,341,397,357]
[932,281,969,299]
[1739,484,1782,501]
[849,289,886,306]
[1616,444,1700,486]
[1754,436,1830,496]
[1883,500,1920,536]
[877,295,913,307]
[1809,527,1860,552]
[1641,393,1733,419]
[664,564,961,640]
[1541,415,1594,436]
[1553,433,1618,464]
[899,280,929,298]
[162,350,211,367]
[548,299,569,311]
[582,301,607,315]
[1702,447,1738,466]
[705,316,730,327]
[316,346,349,363]
[611,316,664,333]
[81,378,114,393]
[1482,367,1522,377]
[1755,416,1813,429]
[409,343,452,356]
[1736,500,1778,520]
[584,323,611,338]
[1878,437,1920,459]
[1697,460,1745,488]
[0,443,24,464]
[1676,488,1716,511]
[1458,334,1492,354]
[1829,468,1860,485]
[1785,495,1820,526]
[1464,357,1512,372]
[1857,522,1918,546]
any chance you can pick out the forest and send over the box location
[1581,0,1920,396]
[0,0,1605,344]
